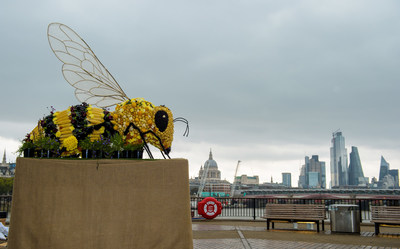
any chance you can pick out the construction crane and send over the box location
[197,161,210,197]
[230,160,241,197]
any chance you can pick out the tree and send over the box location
[0,177,14,195]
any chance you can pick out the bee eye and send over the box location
[155,110,169,132]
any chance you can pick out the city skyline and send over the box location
[1,1,400,185]
[0,128,397,187]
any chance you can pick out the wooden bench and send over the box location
[371,206,400,235]
[261,204,326,232]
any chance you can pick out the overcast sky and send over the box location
[1,0,399,187]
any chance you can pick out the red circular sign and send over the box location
[197,197,222,219]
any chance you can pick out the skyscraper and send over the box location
[376,156,399,189]
[388,169,399,189]
[379,156,390,181]
[282,173,291,187]
[330,131,348,187]
[298,165,306,188]
[298,155,326,189]
[348,146,365,186]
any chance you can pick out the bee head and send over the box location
[151,105,174,154]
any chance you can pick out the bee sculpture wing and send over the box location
[47,23,129,108]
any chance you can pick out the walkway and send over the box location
[192,220,400,249]
[1,220,399,248]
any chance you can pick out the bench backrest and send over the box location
[264,204,326,220]
[371,206,400,221]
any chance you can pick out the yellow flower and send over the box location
[55,131,61,137]
[64,136,78,151]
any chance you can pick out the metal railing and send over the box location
[2,194,399,222]
[0,195,12,212]
[191,197,400,222]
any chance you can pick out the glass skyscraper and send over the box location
[282,173,292,187]
[298,155,326,188]
[348,146,365,186]
[330,131,348,187]
[379,156,390,181]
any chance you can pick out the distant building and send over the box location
[234,175,259,186]
[282,173,291,187]
[348,146,366,186]
[298,164,306,188]
[198,150,221,181]
[330,131,348,187]
[381,174,395,189]
[298,155,325,189]
[190,150,231,197]
[389,169,399,189]
[258,182,286,189]
[0,150,14,177]
[379,156,390,182]
[308,172,320,188]
[377,157,399,189]
[371,177,379,188]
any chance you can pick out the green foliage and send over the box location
[35,136,60,150]
[17,134,60,156]
[110,133,124,152]
[123,143,143,151]
[17,141,35,155]
[17,133,35,156]
[92,136,110,151]
[78,137,93,150]
[0,177,14,195]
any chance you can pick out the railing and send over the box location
[1,195,399,222]
[0,195,12,212]
[191,197,400,222]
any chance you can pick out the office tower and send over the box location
[348,146,365,186]
[388,169,399,189]
[379,156,390,181]
[298,165,306,188]
[308,172,320,187]
[330,131,348,187]
[309,155,326,188]
[282,173,291,187]
[299,155,326,188]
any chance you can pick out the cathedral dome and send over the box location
[204,150,218,168]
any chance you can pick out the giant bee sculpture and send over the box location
[28,23,188,159]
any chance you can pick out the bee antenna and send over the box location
[173,117,189,137]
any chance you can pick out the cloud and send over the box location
[1,0,400,187]
[0,136,20,163]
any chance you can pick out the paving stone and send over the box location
[193,239,244,249]
[192,221,400,249]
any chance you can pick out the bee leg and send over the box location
[142,141,154,159]
[161,151,171,159]
[141,130,171,160]
[124,123,154,159]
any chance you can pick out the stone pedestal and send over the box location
[8,158,193,249]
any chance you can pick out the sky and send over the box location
[1,0,399,187]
